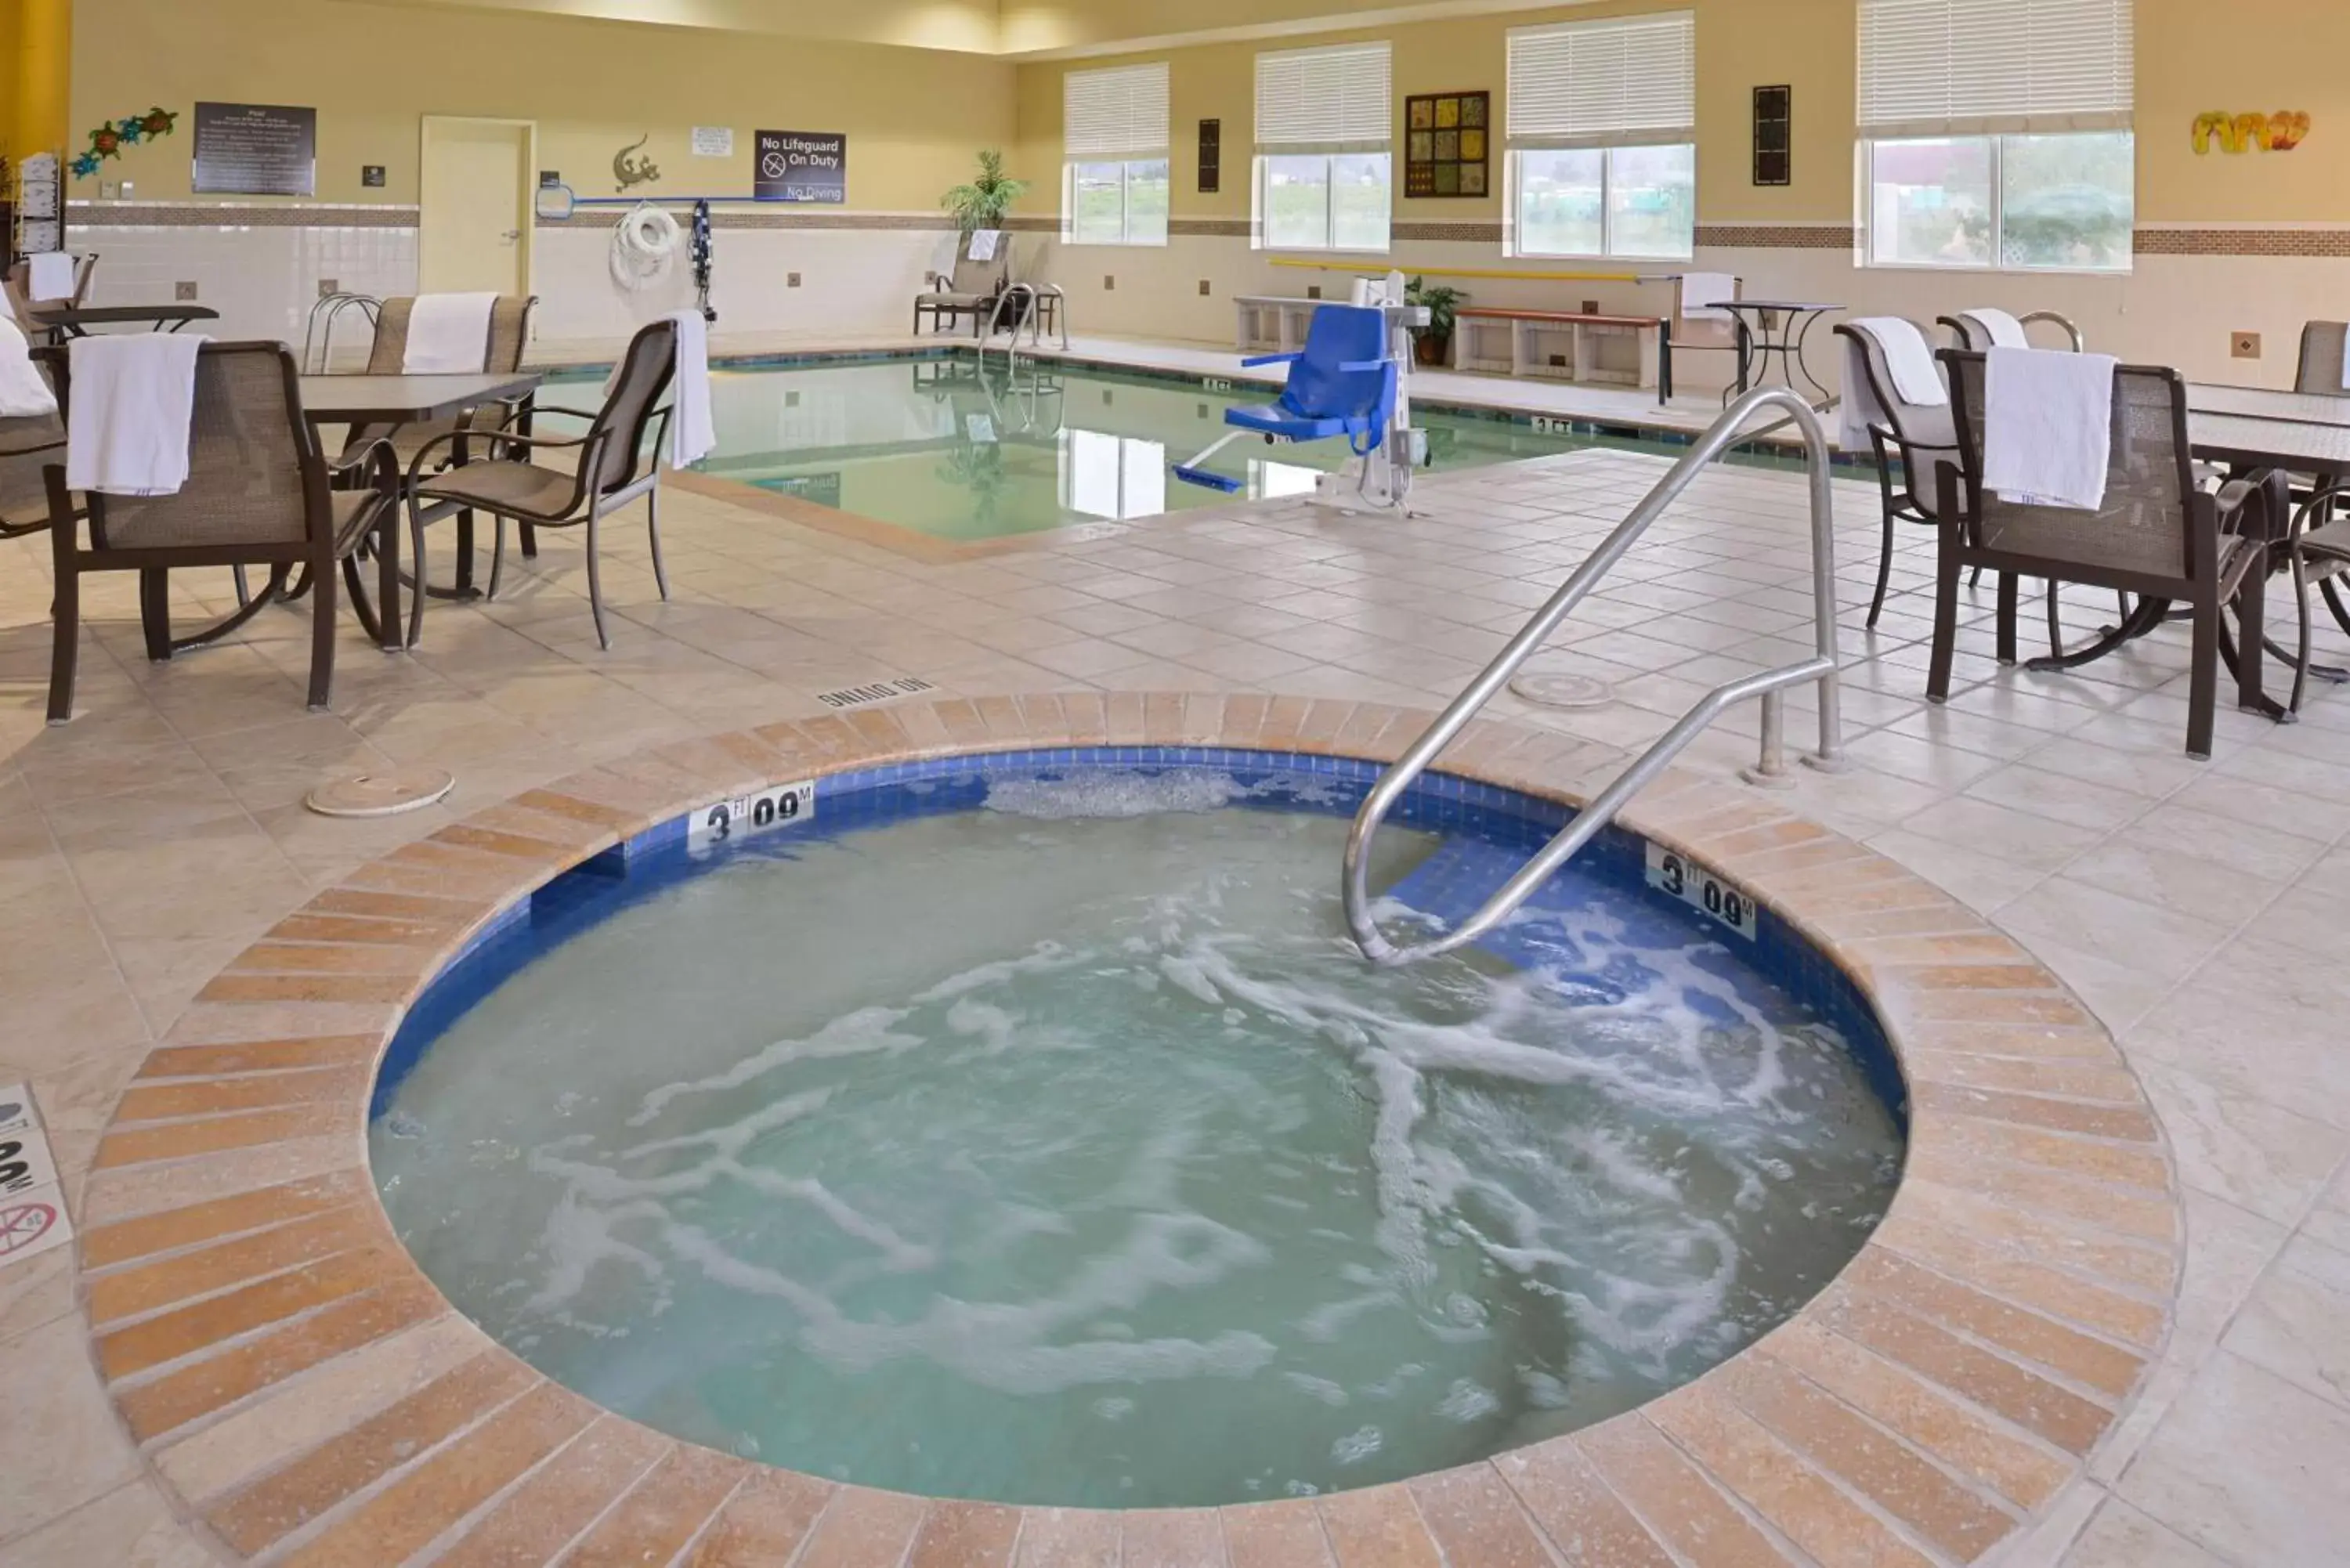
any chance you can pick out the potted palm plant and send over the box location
[941,150,1029,233]
[1404,276,1467,367]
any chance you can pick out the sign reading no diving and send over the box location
[754,130,847,204]
[0,1083,74,1269]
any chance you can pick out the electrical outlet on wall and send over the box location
[175,282,199,301]
[2232,331,2262,359]
[317,279,340,297]
[786,273,801,287]
[1198,280,1211,296]
[1104,275,1116,291]
[1307,285,1323,300]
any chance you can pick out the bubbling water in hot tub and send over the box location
[373,768,1901,1508]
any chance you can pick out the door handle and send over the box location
[501,229,521,243]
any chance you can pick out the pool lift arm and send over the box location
[1173,270,1430,516]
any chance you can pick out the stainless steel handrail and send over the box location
[1341,385,1846,966]
[2020,310,2087,352]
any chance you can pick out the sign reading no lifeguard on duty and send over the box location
[755,130,847,204]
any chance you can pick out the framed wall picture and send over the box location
[1198,118,1220,195]
[1753,85,1792,187]
[1404,91,1488,198]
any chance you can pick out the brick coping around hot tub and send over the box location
[74,692,2182,1568]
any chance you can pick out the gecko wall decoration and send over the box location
[613,134,663,193]
[2193,111,2312,155]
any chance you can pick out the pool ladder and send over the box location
[1342,386,1848,966]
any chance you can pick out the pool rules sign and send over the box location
[754,130,846,204]
[0,1084,73,1270]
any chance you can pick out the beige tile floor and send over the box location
[3,432,2348,1566]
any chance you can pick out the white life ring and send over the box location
[610,202,679,290]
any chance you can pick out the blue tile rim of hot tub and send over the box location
[371,745,1910,1139]
[537,345,1869,475]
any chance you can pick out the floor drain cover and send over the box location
[306,765,455,819]
[1509,672,1616,710]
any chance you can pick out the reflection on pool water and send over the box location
[661,356,1601,541]
[374,762,1903,1509]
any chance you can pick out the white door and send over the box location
[419,117,535,294]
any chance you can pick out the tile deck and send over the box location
[6,433,2348,1566]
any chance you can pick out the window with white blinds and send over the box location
[1065,63,1170,160]
[1506,13,1696,148]
[1858,0,2134,137]
[1255,42,1393,150]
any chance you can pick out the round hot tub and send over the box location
[369,747,1905,1510]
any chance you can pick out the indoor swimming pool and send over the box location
[371,750,1907,1511]
[586,355,1614,542]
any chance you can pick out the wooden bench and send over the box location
[1451,308,1676,397]
[1233,296,1326,355]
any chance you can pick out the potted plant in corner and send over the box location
[1405,276,1466,367]
[941,150,1029,233]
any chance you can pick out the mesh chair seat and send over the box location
[414,458,577,520]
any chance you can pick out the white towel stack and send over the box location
[27,252,77,302]
[64,334,207,497]
[1838,317,1946,453]
[1960,308,2032,350]
[664,309,716,468]
[0,321,59,419]
[1983,346,2121,511]
[1679,272,1736,321]
[402,293,500,374]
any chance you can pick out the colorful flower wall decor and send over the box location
[69,107,179,179]
[2193,111,2312,155]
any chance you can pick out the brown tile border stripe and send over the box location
[74,694,2182,1567]
[68,203,419,229]
[1697,223,1857,249]
[2134,226,2350,257]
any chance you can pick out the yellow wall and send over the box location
[2137,0,2350,224]
[7,0,71,161]
[70,0,1017,208]
[1014,0,2350,233]
[385,0,999,55]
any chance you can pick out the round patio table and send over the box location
[1719,299,1842,406]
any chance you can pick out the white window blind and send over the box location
[1858,0,2134,136]
[1065,63,1170,159]
[1506,13,1696,147]
[1255,42,1392,150]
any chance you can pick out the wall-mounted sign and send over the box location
[540,170,562,188]
[692,126,735,158]
[361,164,385,188]
[755,130,846,204]
[192,102,316,197]
[1198,118,1220,195]
[1753,85,1791,186]
[2193,110,2311,155]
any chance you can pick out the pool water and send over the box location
[679,357,1593,540]
[373,765,1903,1509]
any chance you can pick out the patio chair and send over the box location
[2276,322,2350,708]
[2,346,67,541]
[1835,319,1958,630]
[43,341,403,721]
[407,316,677,650]
[913,233,1014,337]
[1930,350,2267,759]
[3,255,99,343]
[350,294,542,564]
[1938,310,2086,354]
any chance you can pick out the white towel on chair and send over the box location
[966,229,1001,262]
[1961,308,2031,350]
[664,309,716,468]
[1983,346,2120,511]
[402,292,498,373]
[1679,272,1736,320]
[27,251,76,302]
[0,320,58,418]
[64,333,204,497]
[1838,318,1945,453]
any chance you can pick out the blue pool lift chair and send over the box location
[1173,304,1398,493]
